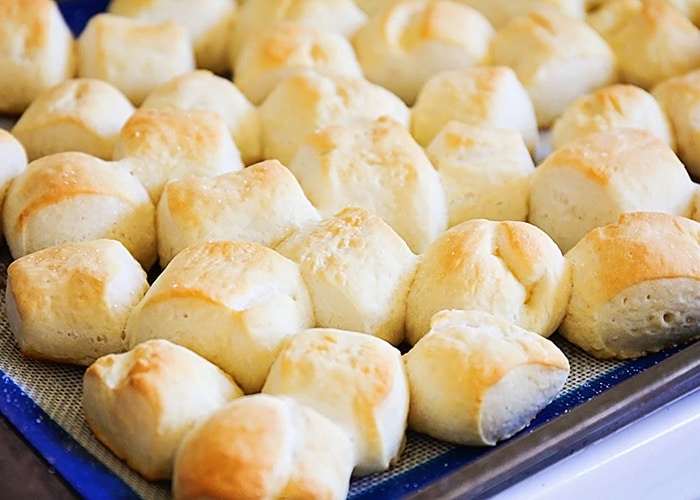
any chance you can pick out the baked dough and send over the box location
[83,338,244,480]
[425,121,535,226]
[552,83,674,151]
[234,21,363,105]
[172,394,355,500]
[262,327,409,476]
[0,130,27,242]
[456,0,587,28]
[156,159,320,267]
[275,207,418,346]
[141,70,262,165]
[11,78,135,161]
[404,218,572,345]
[125,240,315,394]
[487,9,617,128]
[2,151,157,269]
[351,0,495,105]
[561,211,700,359]
[258,72,410,166]
[410,66,539,153]
[528,128,697,252]
[404,309,570,445]
[0,0,76,115]
[6,239,149,365]
[287,116,447,253]
[77,13,195,105]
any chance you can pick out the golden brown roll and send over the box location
[262,328,410,476]
[405,218,572,345]
[172,394,355,500]
[488,9,617,128]
[561,211,700,359]
[425,121,535,226]
[456,0,587,28]
[2,152,157,269]
[528,128,697,253]
[0,0,76,115]
[156,159,320,268]
[11,78,135,161]
[0,130,27,242]
[288,116,447,253]
[6,239,149,365]
[125,240,315,394]
[83,339,244,481]
[405,309,570,445]
[77,13,195,105]
[351,0,495,105]
[275,207,418,346]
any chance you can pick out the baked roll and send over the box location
[112,107,243,204]
[275,207,418,346]
[351,0,495,105]
[587,0,700,89]
[77,13,195,106]
[0,130,27,242]
[141,70,262,165]
[258,72,410,166]
[262,328,410,476]
[125,240,315,394]
[425,121,535,226]
[156,159,320,268]
[2,152,157,269]
[528,128,697,253]
[405,218,572,345]
[0,0,76,115]
[456,0,587,28]
[11,78,135,161]
[552,83,674,151]
[107,0,236,74]
[234,21,364,105]
[172,394,355,500]
[410,66,539,153]
[404,309,570,445]
[561,211,700,359]
[83,339,244,480]
[488,9,617,128]
[288,116,447,253]
[6,239,149,365]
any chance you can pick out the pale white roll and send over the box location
[157,159,321,268]
[234,21,364,105]
[77,13,195,106]
[107,0,237,74]
[275,207,418,346]
[528,128,697,253]
[488,9,617,128]
[125,240,315,394]
[258,72,410,166]
[262,328,410,476]
[6,239,149,365]
[652,68,700,179]
[552,83,674,151]
[141,70,262,165]
[561,211,700,359]
[288,116,446,253]
[0,0,76,115]
[351,0,495,105]
[112,108,243,204]
[2,152,157,269]
[588,0,700,90]
[11,78,135,161]
[83,339,244,481]
[454,0,587,28]
[425,121,535,226]
[405,309,570,445]
[229,0,367,68]
[405,218,572,345]
[172,394,355,500]
[0,130,27,242]
[411,66,539,154]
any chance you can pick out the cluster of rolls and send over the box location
[5,0,700,497]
